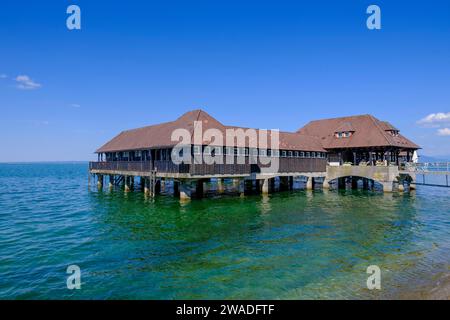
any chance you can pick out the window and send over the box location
[204,146,211,155]
[214,146,222,156]
[300,152,304,157]
[224,146,233,155]
[244,148,249,156]
[305,152,310,158]
[281,150,287,157]
[273,150,280,157]
[267,149,272,157]
[294,151,299,157]
[288,151,293,157]
[311,152,316,158]
[251,148,258,156]
[260,149,267,157]
[193,146,201,155]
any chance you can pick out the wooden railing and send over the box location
[89,161,152,172]
[153,160,190,174]
[190,163,251,175]
[89,157,327,175]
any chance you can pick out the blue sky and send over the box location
[1,0,449,161]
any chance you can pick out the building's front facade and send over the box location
[297,114,420,166]
[89,110,420,196]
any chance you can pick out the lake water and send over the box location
[0,163,449,299]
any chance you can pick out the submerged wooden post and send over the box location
[144,178,150,196]
[261,179,270,195]
[217,178,224,194]
[179,180,192,201]
[306,177,313,190]
[351,177,358,189]
[173,180,180,196]
[124,176,130,192]
[97,174,103,189]
[362,178,369,190]
[238,179,245,197]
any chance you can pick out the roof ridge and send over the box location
[307,114,372,123]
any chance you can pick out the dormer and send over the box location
[379,121,399,137]
[334,122,355,139]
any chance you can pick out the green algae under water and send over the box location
[0,163,449,299]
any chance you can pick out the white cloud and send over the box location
[437,128,450,136]
[15,75,42,90]
[70,103,81,108]
[0,74,7,79]
[417,112,450,126]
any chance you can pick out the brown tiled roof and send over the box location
[96,110,325,153]
[296,114,420,150]
[334,122,355,133]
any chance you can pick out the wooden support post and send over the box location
[155,179,161,195]
[262,179,270,194]
[195,179,203,198]
[144,178,150,196]
[279,176,289,191]
[363,178,369,190]
[97,174,103,189]
[338,177,345,190]
[217,178,224,194]
[179,180,191,201]
[306,177,313,190]
[351,177,358,189]
[244,180,253,195]
[140,176,145,191]
[173,180,180,196]
[109,175,114,189]
[238,179,245,197]
[124,176,130,192]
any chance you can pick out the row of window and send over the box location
[106,148,327,159]
[192,146,326,158]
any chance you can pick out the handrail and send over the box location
[403,162,450,173]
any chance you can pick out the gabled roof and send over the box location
[96,110,325,153]
[296,114,420,150]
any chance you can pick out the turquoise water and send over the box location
[0,163,449,299]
